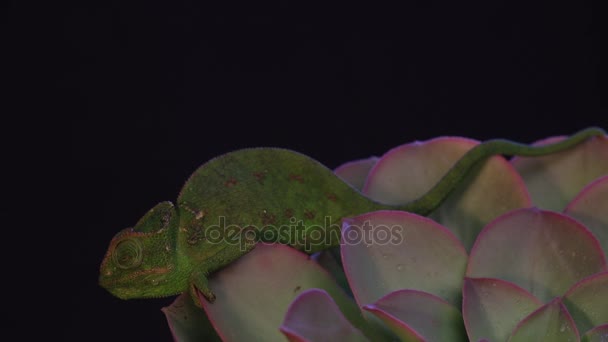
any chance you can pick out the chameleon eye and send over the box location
[112,238,143,269]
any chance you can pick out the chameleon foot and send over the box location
[189,270,216,306]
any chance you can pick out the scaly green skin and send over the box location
[99,127,605,307]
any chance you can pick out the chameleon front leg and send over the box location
[189,268,215,306]
[189,240,256,306]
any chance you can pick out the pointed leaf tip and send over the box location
[562,272,608,335]
[280,289,369,342]
[363,289,467,342]
[507,298,580,342]
[467,208,607,303]
[462,277,542,342]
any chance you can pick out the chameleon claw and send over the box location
[200,286,216,303]
[193,285,216,304]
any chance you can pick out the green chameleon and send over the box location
[99,127,605,307]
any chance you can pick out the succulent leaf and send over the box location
[200,243,368,342]
[334,156,379,191]
[280,289,369,342]
[467,208,607,302]
[511,134,608,211]
[565,175,608,256]
[162,292,222,342]
[562,272,608,335]
[507,298,580,342]
[341,210,467,307]
[581,324,608,342]
[363,289,467,342]
[363,137,530,250]
[462,277,542,342]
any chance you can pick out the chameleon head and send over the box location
[99,201,185,299]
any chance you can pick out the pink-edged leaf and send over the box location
[280,289,369,342]
[363,137,531,250]
[507,298,580,342]
[201,243,370,342]
[562,272,608,335]
[363,289,467,342]
[341,210,467,307]
[565,175,608,256]
[334,156,379,191]
[467,208,607,303]
[511,134,608,211]
[581,324,608,342]
[162,293,221,342]
[462,277,542,342]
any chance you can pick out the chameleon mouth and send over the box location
[101,283,180,300]
[99,267,173,298]
[99,280,166,300]
[98,275,128,297]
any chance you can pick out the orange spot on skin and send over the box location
[289,174,304,183]
[225,178,238,187]
[261,211,276,225]
[304,210,315,219]
[284,208,294,218]
[187,226,204,245]
[326,193,337,202]
[253,172,266,184]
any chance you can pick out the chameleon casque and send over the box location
[99,127,605,307]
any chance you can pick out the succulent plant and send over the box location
[161,133,608,341]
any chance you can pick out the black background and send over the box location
[9,0,605,340]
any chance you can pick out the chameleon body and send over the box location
[99,127,605,306]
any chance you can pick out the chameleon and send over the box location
[99,127,605,307]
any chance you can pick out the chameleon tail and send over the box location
[400,127,606,216]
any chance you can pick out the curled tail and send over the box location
[400,127,606,215]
